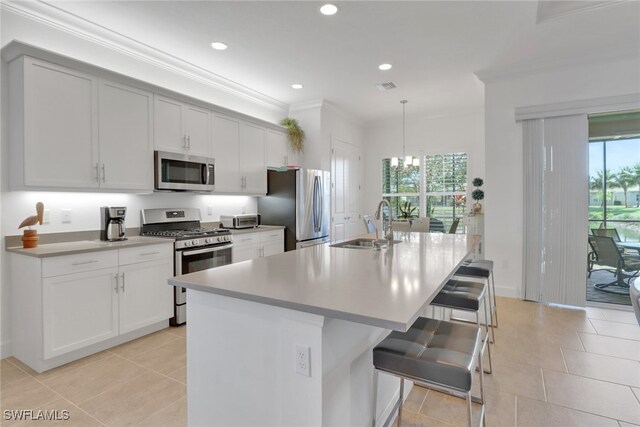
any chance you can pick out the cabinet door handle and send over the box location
[114,273,119,293]
[101,164,106,183]
[187,135,191,150]
[95,163,99,183]
[121,272,125,292]
[183,135,187,149]
[284,155,288,165]
[72,260,98,266]
[140,251,160,256]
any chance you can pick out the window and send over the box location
[381,157,420,219]
[381,153,468,231]
[424,153,467,231]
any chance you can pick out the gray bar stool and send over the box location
[372,317,486,427]
[461,259,498,328]
[454,265,497,338]
[430,279,493,372]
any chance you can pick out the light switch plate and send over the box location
[61,209,71,223]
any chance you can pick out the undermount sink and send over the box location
[330,238,401,249]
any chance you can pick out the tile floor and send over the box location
[1,297,639,427]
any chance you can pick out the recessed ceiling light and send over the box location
[378,63,392,71]
[320,4,338,16]
[211,42,228,50]
[291,84,304,90]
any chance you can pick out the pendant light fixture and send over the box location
[401,100,413,169]
[391,100,414,168]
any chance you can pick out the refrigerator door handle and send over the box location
[312,176,319,232]
[317,177,324,232]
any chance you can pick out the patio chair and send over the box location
[429,218,445,233]
[448,218,460,234]
[588,235,640,292]
[591,228,621,242]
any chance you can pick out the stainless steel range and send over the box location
[141,208,233,325]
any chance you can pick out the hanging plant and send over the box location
[279,118,305,153]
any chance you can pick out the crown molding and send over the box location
[475,47,640,84]
[1,0,288,113]
[289,99,325,113]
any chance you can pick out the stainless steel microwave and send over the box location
[154,151,215,192]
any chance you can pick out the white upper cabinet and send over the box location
[184,105,211,157]
[98,80,153,191]
[10,56,99,188]
[240,122,267,194]
[212,115,268,195]
[154,95,211,157]
[266,129,298,168]
[9,57,153,191]
[211,113,242,192]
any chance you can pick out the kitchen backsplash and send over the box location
[2,191,257,236]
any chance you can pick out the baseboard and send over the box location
[0,339,12,359]
[495,285,521,299]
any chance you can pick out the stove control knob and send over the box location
[226,236,231,242]
[205,238,213,244]
[184,240,191,247]
[192,239,200,246]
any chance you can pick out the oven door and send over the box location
[174,243,233,304]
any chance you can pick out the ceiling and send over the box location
[38,1,640,123]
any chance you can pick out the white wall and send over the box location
[483,56,640,299]
[362,112,485,218]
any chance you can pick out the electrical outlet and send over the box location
[295,345,310,377]
[42,210,50,224]
[207,206,213,215]
[61,209,71,223]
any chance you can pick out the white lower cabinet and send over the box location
[11,243,173,372]
[118,258,173,334]
[232,229,284,263]
[43,267,119,359]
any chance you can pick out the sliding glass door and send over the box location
[587,137,640,305]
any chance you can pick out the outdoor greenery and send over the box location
[382,153,467,225]
[590,162,640,208]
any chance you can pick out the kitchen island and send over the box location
[169,232,479,426]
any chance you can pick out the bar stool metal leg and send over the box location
[372,369,379,427]
[398,378,404,426]
[483,295,493,374]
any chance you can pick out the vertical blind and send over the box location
[522,115,589,306]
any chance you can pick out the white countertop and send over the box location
[6,236,171,258]
[169,232,479,331]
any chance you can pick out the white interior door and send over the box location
[331,137,362,240]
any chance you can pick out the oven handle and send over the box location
[179,244,233,256]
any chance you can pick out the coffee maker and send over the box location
[100,207,127,241]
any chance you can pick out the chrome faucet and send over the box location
[374,200,394,241]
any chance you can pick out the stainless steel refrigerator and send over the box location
[258,169,330,251]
